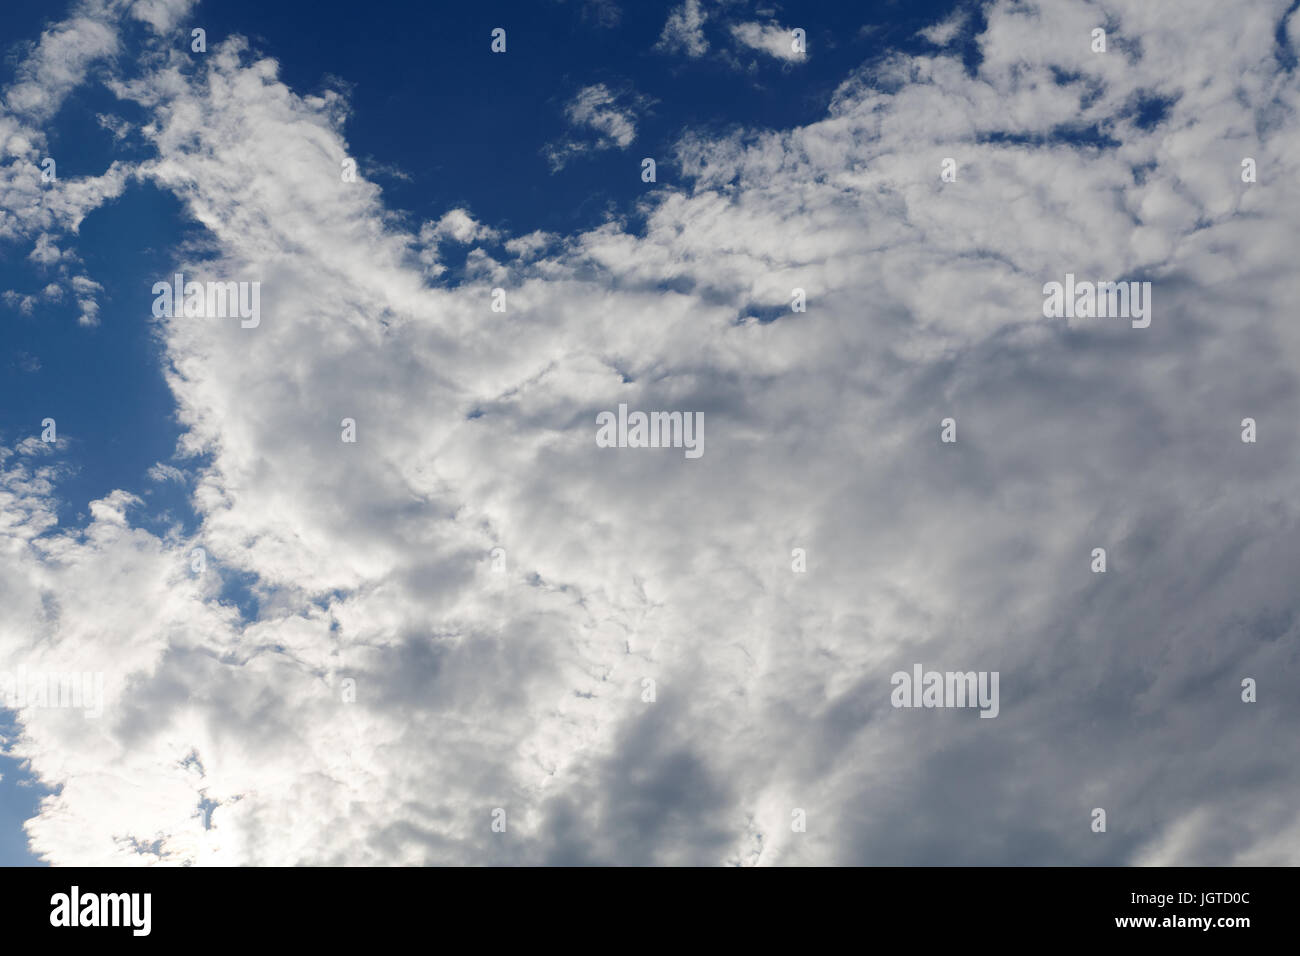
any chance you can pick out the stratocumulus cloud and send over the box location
[0,0,1297,868]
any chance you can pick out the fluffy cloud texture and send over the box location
[0,0,155,324]
[728,21,807,62]
[657,1,808,68]
[544,83,648,171]
[657,0,710,58]
[2,0,1299,865]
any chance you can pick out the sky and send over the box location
[0,0,1298,866]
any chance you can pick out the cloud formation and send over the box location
[1,0,1298,866]
[729,21,806,62]
[544,83,648,171]
[657,0,710,58]
[917,9,971,47]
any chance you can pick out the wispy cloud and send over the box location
[729,20,807,63]
[917,8,971,46]
[544,83,649,171]
[656,0,710,57]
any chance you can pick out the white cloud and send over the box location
[423,208,499,245]
[2,290,37,314]
[729,21,806,62]
[128,0,199,34]
[657,0,710,57]
[70,274,104,327]
[27,234,67,266]
[1,0,1299,867]
[567,84,640,147]
[96,112,133,141]
[416,209,501,275]
[2,12,118,121]
[0,4,135,323]
[917,9,970,47]
[147,463,187,484]
[544,83,647,171]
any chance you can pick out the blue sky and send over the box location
[1,0,1299,866]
